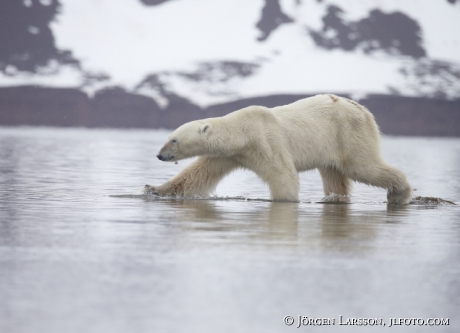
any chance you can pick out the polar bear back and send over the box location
[269,94,382,172]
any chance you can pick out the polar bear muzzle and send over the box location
[157,141,177,162]
[157,153,174,161]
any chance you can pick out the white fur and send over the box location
[145,94,411,204]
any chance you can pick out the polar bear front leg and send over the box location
[269,183,300,202]
[145,156,238,198]
[268,171,299,202]
[255,159,299,202]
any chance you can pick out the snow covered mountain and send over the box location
[1,0,460,105]
[0,0,459,134]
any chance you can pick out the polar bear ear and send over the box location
[199,124,210,135]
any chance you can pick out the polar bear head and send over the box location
[157,120,214,162]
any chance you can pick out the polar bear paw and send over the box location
[387,187,411,204]
[144,183,179,197]
[144,184,159,195]
[321,193,351,203]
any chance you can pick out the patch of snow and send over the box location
[52,0,265,89]
[0,65,82,88]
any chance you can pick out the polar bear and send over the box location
[144,94,411,204]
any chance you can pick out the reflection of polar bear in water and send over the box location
[145,94,411,204]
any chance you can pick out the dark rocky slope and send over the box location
[1,86,458,136]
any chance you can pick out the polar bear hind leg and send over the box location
[346,162,411,204]
[319,167,351,202]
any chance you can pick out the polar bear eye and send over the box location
[171,139,177,143]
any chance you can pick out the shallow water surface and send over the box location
[0,127,459,333]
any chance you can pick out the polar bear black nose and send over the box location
[157,154,163,160]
